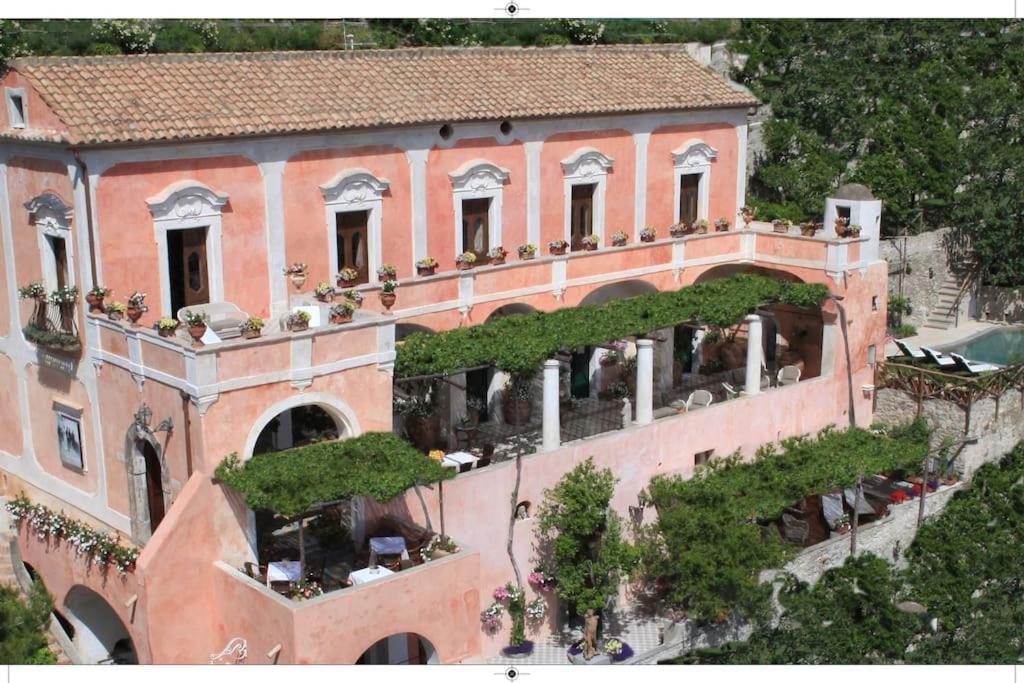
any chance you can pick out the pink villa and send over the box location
[0,45,886,664]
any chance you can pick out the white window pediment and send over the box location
[320,168,391,205]
[24,192,73,235]
[449,160,510,195]
[561,147,614,178]
[146,181,229,223]
[672,140,718,168]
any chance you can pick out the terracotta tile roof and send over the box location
[7,45,758,146]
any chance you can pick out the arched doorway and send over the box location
[124,416,170,545]
[64,586,137,664]
[356,633,438,665]
[252,404,343,455]
[141,441,165,532]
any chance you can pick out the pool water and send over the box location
[941,327,1024,366]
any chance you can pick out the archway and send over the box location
[252,404,343,455]
[579,279,658,307]
[395,323,435,342]
[356,633,438,665]
[63,586,137,664]
[243,393,360,460]
[693,263,805,284]
[123,413,171,545]
[486,302,537,322]
[141,441,165,532]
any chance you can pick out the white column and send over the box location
[260,160,289,317]
[744,314,764,396]
[691,328,706,374]
[525,141,543,247]
[407,149,429,268]
[542,359,561,452]
[635,339,654,425]
[632,131,651,240]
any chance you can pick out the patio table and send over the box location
[369,536,409,566]
[442,451,478,469]
[266,560,302,586]
[348,566,395,586]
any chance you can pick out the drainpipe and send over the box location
[71,151,99,286]
[828,294,857,428]
[180,391,194,477]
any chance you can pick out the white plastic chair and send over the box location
[178,302,247,339]
[777,365,802,386]
[685,389,714,411]
[722,382,739,400]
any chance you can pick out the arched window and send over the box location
[25,192,75,292]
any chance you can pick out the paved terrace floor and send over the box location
[885,320,1000,358]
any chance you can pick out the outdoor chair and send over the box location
[685,389,714,411]
[894,339,928,360]
[458,461,473,474]
[177,302,247,340]
[780,512,810,545]
[777,365,801,386]
[243,562,266,583]
[948,352,1000,374]
[722,382,739,400]
[475,456,491,469]
[920,347,957,368]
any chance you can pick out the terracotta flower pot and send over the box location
[336,276,357,287]
[715,224,730,233]
[695,226,708,235]
[289,320,309,332]
[549,245,567,256]
[346,297,363,309]
[503,394,533,426]
[519,252,536,261]
[107,310,124,322]
[380,291,397,311]
[773,224,789,234]
[86,293,105,312]
[188,323,207,344]
[417,265,437,277]
[126,306,144,324]
[289,273,307,289]
[158,326,178,338]
[405,414,440,451]
[315,291,335,303]
[330,311,353,324]
[242,328,261,340]
[670,228,687,239]
[583,241,599,251]
[640,234,655,243]
[378,273,396,283]
[456,261,473,271]
[490,256,506,266]
[800,226,818,237]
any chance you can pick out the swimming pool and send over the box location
[938,326,1024,366]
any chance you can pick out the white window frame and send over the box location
[561,147,613,246]
[53,401,86,472]
[5,88,26,129]
[146,181,228,317]
[320,168,389,284]
[672,140,718,226]
[449,160,509,260]
[25,193,75,292]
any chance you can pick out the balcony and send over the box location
[22,297,81,354]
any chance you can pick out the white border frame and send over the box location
[25,192,76,292]
[561,147,613,246]
[53,400,86,473]
[5,87,26,129]
[672,140,717,226]
[146,180,228,317]
[449,159,509,259]
[320,168,389,284]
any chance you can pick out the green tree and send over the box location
[0,581,56,665]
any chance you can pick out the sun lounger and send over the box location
[920,347,956,367]
[894,339,927,359]
[948,352,1000,374]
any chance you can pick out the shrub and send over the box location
[0,582,56,664]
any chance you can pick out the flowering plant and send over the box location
[548,239,569,250]
[889,490,910,504]
[283,262,308,275]
[336,267,360,283]
[377,263,397,277]
[494,584,512,601]
[832,513,850,530]
[88,285,112,298]
[6,495,139,574]
[380,280,398,294]
[456,251,478,264]
[241,316,265,332]
[421,534,459,561]
[640,227,657,240]
[49,286,78,304]
[518,243,538,257]
[488,246,507,260]
[525,596,547,623]
[106,302,127,314]
[416,257,437,268]
[291,578,324,601]
[18,283,46,300]
[611,230,629,243]
[330,301,356,317]
[287,310,311,329]
[480,602,504,628]
[314,281,334,297]
[342,289,363,304]
[582,234,601,246]
[848,223,863,235]
[183,311,207,327]
[156,317,179,331]
[715,218,731,230]
[694,219,710,231]
[604,638,624,656]
[528,569,554,591]
[127,291,148,309]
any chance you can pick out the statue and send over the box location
[582,609,599,660]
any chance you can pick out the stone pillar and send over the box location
[542,359,561,451]
[744,314,764,395]
[635,339,655,425]
[691,328,706,374]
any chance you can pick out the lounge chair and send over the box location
[920,347,956,368]
[777,365,801,386]
[948,353,1000,374]
[457,461,473,474]
[722,382,739,400]
[894,339,927,360]
[177,302,247,340]
[685,389,714,411]
[475,456,491,469]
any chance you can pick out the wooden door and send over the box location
[570,184,595,251]
[680,174,700,227]
[461,198,490,261]
[336,211,369,284]
[51,236,68,290]
[181,228,210,308]
[142,442,165,533]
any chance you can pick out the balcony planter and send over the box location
[518,244,538,260]
[126,306,145,324]
[86,287,110,313]
[156,318,179,338]
[286,311,310,333]
[488,246,507,266]
[241,317,264,340]
[342,290,364,309]
[377,264,397,283]
[800,223,822,237]
[714,218,731,232]
[581,235,600,251]
[740,206,756,229]
[693,220,710,235]
[639,228,657,243]
[284,263,309,290]
[405,414,440,451]
[669,223,689,238]
[847,224,862,238]
[772,219,792,234]
[336,267,360,286]
[834,217,849,237]
[329,303,355,324]
[379,282,398,312]
[106,303,125,322]
[456,252,477,270]
[611,231,629,246]
[548,240,569,256]
[416,258,438,277]
[502,393,533,426]
[314,282,335,303]
[187,323,207,344]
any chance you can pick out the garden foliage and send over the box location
[0,582,55,664]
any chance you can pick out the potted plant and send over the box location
[86,285,111,312]
[832,513,851,534]
[126,291,148,324]
[714,217,731,232]
[640,227,657,243]
[847,223,862,238]
[416,257,438,277]
[421,533,460,562]
[740,205,757,228]
[834,216,850,237]
[105,301,126,321]
[240,316,264,339]
[603,638,634,663]
[488,245,507,265]
[394,382,439,450]
[377,263,397,282]
[669,222,688,238]
[455,252,477,270]
[581,234,600,251]
[800,222,823,237]
[329,301,356,324]
[693,219,710,235]
[18,282,46,301]
[183,311,208,344]
[311,281,334,303]
[284,262,308,289]
[336,267,360,286]
[156,317,180,338]
[502,372,534,426]
[518,243,538,260]
[379,280,398,311]
[772,219,792,234]
[342,289,363,309]
[46,285,78,332]
[548,239,569,256]
[286,310,311,332]
[611,230,629,246]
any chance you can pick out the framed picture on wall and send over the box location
[56,408,84,471]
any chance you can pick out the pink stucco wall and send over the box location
[96,156,268,326]
[0,71,69,134]
[0,355,21,455]
[25,365,97,492]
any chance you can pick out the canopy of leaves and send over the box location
[396,274,827,377]
[0,581,56,664]
[214,432,454,517]
[635,422,930,623]
[535,458,634,615]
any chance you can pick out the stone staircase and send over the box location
[922,276,968,330]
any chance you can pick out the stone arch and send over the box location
[486,302,537,322]
[63,586,137,664]
[579,279,659,307]
[395,323,435,342]
[693,263,806,284]
[356,632,439,665]
[123,407,171,545]
[242,392,360,460]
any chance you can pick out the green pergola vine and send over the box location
[394,274,828,378]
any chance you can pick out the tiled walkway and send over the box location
[486,607,669,666]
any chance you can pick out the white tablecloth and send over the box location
[369,536,409,565]
[442,451,478,469]
[266,560,302,585]
[348,566,395,586]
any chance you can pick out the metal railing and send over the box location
[23,299,81,353]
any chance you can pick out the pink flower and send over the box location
[493,585,510,601]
